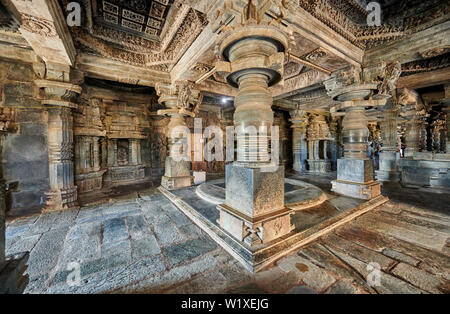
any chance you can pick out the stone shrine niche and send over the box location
[117,139,129,166]
[79,81,153,188]
[306,112,333,173]
[74,97,107,195]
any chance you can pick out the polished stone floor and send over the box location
[5,174,450,294]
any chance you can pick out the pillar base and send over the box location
[332,158,381,200]
[44,187,79,212]
[160,156,192,190]
[307,159,331,173]
[218,163,291,246]
[217,203,293,246]
[375,152,401,183]
[161,175,192,190]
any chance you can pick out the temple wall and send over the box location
[0,58,49,216]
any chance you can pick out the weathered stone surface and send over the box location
[225,164,285,217]
[102,218,129,244]
[132,236,161,259]
[162,237,217,268]
[391,263,445,294]
[277,255,336,292]
[323,244,425,294]
[27,227,69,276]
[152,215,183,247]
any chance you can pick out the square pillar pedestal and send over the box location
[217,163,293,246]
[160,157,192,190]
[375,152,401,183]
[332,159,381,200]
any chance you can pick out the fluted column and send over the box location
[290,110,308,172]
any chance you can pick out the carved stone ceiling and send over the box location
[94,0,172,39]
[59,0,207,72]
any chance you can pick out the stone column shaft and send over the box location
[342,106,369,159]
[290,111,308,172]
[405,118,421,157]
[46,107,78,210]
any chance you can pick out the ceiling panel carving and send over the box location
[94,0,172,38]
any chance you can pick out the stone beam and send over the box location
[170,24,220,82]
[76,54,171,86]
[281,1,364,67]
[272,70,330,99]
[364,21,450,67]
[397,67,450,90]
[10,0,76,65]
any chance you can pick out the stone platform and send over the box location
[159,176,389,272]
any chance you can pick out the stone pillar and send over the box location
[376,103,401,182]
[215,23,292,246]
[329,115,341,171]
[404,117,422,157]
[290,110,308,172]
[444,85,450,153]
[325,79,382,200]
[35,70,82,211]
[156,82,201,190]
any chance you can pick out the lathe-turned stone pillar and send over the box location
[290,109,308,172]
[35,75,81,211]
[376,102,401,182]
[404,116,423,157]
[274,112,290,167]
[215,21,292,246]
[156,82,201,190]
[325,77,382,200]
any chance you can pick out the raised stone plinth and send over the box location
[400,155,450,191]
[332,159,381,200]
